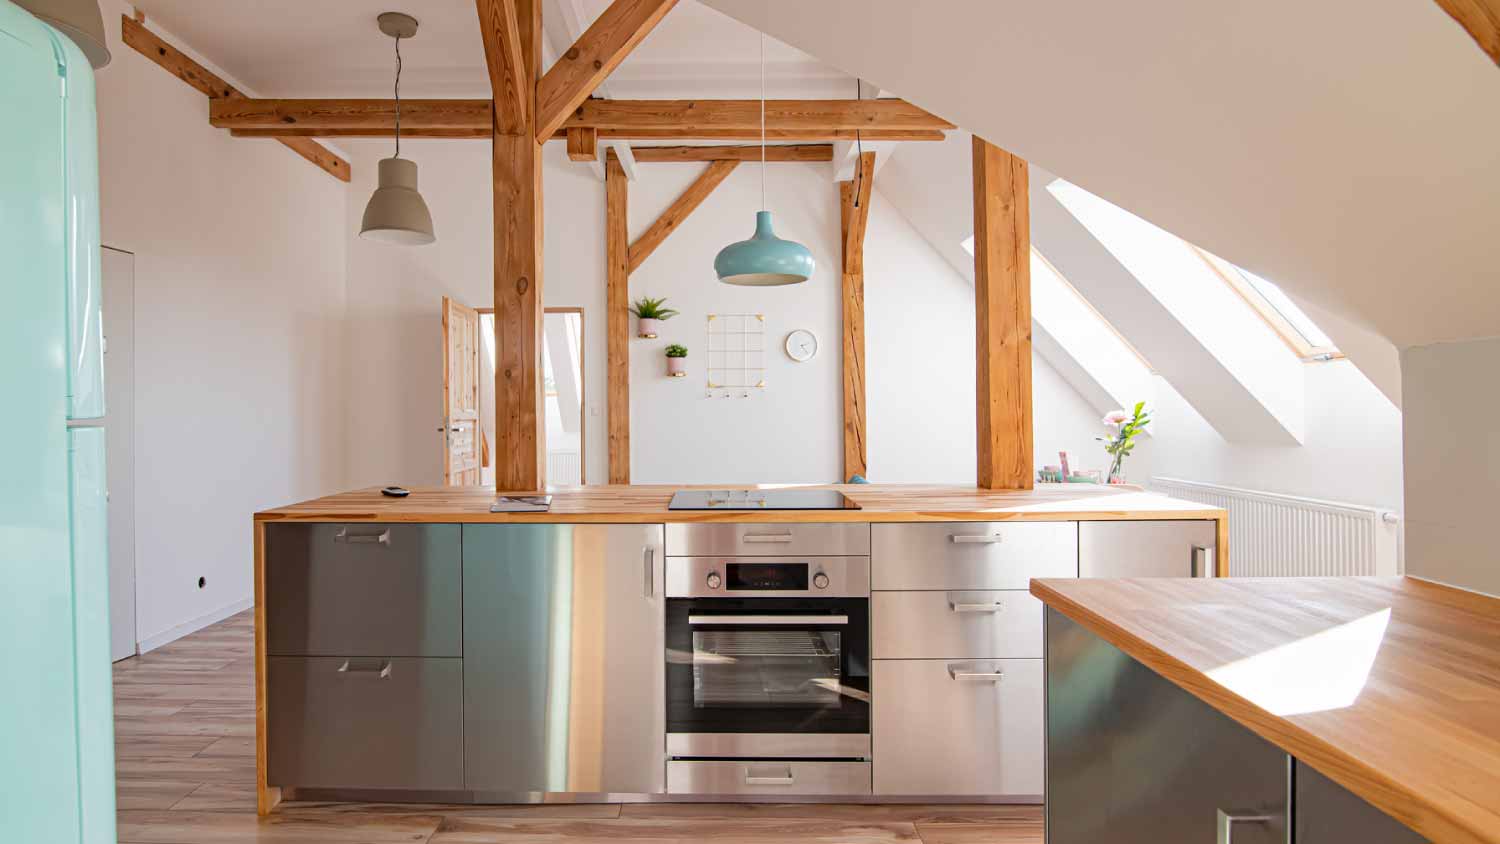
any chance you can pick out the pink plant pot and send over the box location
[638,318,661,338]
[666,356,687,377]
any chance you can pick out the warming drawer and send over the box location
[667,760,872,796]
[872,590,1043,659]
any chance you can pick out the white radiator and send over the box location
[1150,477,1401,577]
[547,450,582,486]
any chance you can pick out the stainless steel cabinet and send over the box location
[871,522,1077,590]
[462,524,665,795]
[1078,519,1217,579]
[265,523,462,657]
[1295,763,1424,844]
[872,590,1044,659]
[667,760,871,796]
[872,658,1043,796]
[1046,609,1288,844]
[267,656,464,790]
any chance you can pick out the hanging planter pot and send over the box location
[665,344,688,377]
[631,296,678,339]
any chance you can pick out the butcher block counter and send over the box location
[1031,576,1500,844]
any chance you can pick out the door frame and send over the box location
[478,307,586,485]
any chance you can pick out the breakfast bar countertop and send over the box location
[1030,575,1500,844]
[252,483,1227,524]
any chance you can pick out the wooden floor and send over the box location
[114,611,1043,843]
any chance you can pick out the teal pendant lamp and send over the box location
[714,32,813,286]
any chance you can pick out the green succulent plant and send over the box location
[664,344,688,358]
[630,297,679,320]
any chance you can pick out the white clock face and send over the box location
[785,329,818,362]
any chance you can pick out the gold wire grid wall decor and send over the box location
[705,313,766,397]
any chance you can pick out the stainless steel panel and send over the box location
[666,523,870,557]
[267,656,463,790]
[1078,519,1218,579]
[462,524,666,794]
[1045,608,1288,844]
[265,523,461,657]
[667,733,870,759]
[872,590,1043,659]
[666,556,870,598]
[872,658,1043,796]
[666,760,872,796]
[1294,761,1424,844]
[871,522,1077,590]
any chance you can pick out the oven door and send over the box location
[666,598,870,758]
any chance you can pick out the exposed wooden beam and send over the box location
[120,16,350,182]
[628,160,738,273]
[492,0,546,491]
[1433,0,1500,65]
[562,98,953,133]
[474,0,529,132]
[592,127,945,142]
[534,0,681,142]
[209,98,493,133]
[839,152,875,482]
[567,127,599,161]
[972,137,1033,490]
[231,128,489,139]
[606,152,631,484]
[630,144,833,162]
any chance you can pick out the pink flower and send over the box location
[1102,410,1130,427]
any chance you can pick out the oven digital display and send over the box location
[725,562,808,591]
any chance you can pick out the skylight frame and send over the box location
[1192,247,1343,362]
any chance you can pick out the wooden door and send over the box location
[442,297,481,486]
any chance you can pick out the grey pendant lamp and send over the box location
[713,32,814,286]
[15,0,110,67]
[360,12,436,245]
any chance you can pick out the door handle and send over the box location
[948,593,1003,613]
[337,659,392,679]
[1192,544,1213,577]
[948,664,1004,682]
[744,765,796,786]
[742,533,794,544]
[643,547,656,598]
[335,528,390,546]
[1216,809,1272,844]
[950,534,1002,544]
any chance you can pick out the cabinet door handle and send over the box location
[337,659,392,679]
[948,594,1004,613]
[948,664,1004,682]
[742,533,794,544]
[1216,809,1272,844]
[335,528,390,546]
[643,547,656,598]
[1192,544,1213,578]
[950,534,1002,544]
[744,766,796,786]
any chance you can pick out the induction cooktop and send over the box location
[667,489,860,511]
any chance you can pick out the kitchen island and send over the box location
[1032,576,1500,844]
[251,483,1227,815]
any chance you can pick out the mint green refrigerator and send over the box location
[0,2,116,841]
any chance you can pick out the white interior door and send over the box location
[103,246,136,661]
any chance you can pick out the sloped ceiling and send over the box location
[702,0,1500,350]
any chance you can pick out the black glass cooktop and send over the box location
[667,489,860,511]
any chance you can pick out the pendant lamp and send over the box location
[16,0,110,68]
[360,12,435,245]
[713,33,813,286]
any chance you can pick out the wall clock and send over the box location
[785,329,818,362]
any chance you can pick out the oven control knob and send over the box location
[813,572,830,590]
[706,571,723,590]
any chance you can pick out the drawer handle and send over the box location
[744,766,796,786]
[948,665,1004,683]
[644,547,656,598]
[1216,809,1273,844]
[335,528,390,546]
[948,597,1004,613]
[338,659,392,679]
[742,533,794,544]
[1192,544,1214,578]
[949,534,1002,544]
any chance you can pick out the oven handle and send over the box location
[687,614,849,626]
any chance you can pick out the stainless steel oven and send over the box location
[664,555,871,793]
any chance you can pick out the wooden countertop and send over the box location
[1030,576,1500,844]
[253,483,1226,524]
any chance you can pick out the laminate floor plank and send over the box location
[914,819,1043,844]
[428,818,920,843]
[282,802,623,819]
[115,735,219,759]
[621,804,1039,824]
[115,780,202,811]
[116,810,440,843]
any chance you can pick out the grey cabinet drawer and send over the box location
[667,760,871,796]
[267,656,463,790]
[873,658,1043,796]
[1078,519,1217,578]
[873,590,1043,659]
[666,523,869,557]
[265,523,461,657]
[871,522,1076,590]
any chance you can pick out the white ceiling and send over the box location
[132,0,855,99]
[705,0,1500,349]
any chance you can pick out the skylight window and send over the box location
[1194,248,1340,359]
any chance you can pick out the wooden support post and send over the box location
[567,127,599,161]
[606,152,631,484]
[628,159,738,273]
[839,152,875,482]
[491,0,546,491]
[972,137,1033,490]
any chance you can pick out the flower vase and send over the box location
[1107,454,1126,485]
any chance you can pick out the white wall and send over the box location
[1402,337,1500,596]
[95,2,349,649]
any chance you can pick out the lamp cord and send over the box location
[393,34,403,159]
[759,31,766,211]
